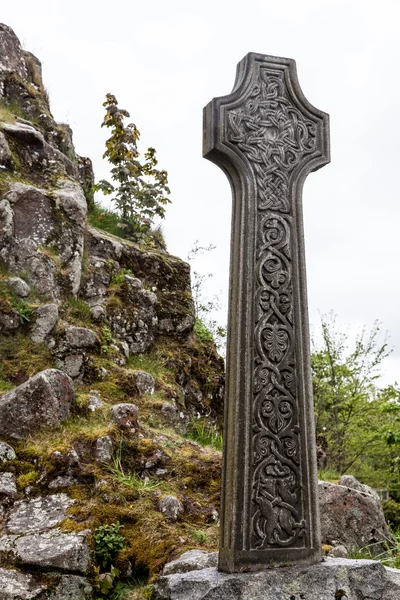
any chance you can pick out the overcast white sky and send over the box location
[2,0,400,384]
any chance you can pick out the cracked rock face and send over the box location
[5,493,74,534]
[153,557,400,600]
[0,569,92,599]
[0,568,45,600]
[0,181,86,300]
[0,24,28,91]
[7,529,90,574]
[0,369,74,439]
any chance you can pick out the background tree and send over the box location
[95,94,171,241]
[312,313,400,490]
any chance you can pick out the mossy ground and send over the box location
[0,287,224,593]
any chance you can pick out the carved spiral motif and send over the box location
[228,67,316,549]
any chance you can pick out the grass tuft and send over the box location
[185,419,223,451]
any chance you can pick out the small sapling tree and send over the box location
[95,93,171,241]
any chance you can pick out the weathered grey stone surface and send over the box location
[6,493,74,533]
[88,390,103,412]
[0,304,19,333]
[153,557,400,600]
[6,529,90,574]
[50,575,93,599]
[0,568,45,600]
[158,495,184,520]
[0,568,92,600]
[0,130,11,164]
[30,303,59,343]
[95,435,113,463]
[3,276,30,297]
[0,369,74,439]
[110,403,139,432]
[0,23,28,89]
[339,474,380,500]
[0,440,16,462]
[134,370,155,395]
[0,181,86,300]
[203,53,330,571]
[319,480,392,553]
[163,550,218,575]
[65,325,98,348]
[329,545,348,558]
[0,472,18,500]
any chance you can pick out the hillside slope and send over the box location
[0,23,224,600]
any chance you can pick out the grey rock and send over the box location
[50,575,93,599]
[6,493,74,534]
[0,472,18,499]
[88,391,103,412]
[153,557,400,600]
[95,436,113,463]
[60,354,84,378]
[0,568,45,600]
[0,131,11,164]
[65,325,98,348]
[339,474,380,500]
[0,130,11,165]
[163,550,218,575]
[3,276,30,297]
[0,568,92,600]
[30,303,58,343]
[158,495,184,520]
[134,370,155,395]
[0,305,19,333]
[1,121,45,145]
[48,475,79,489]
[0,182,86,300]
[329,545,349,558]
[0,440,16,462]
[90,304,105,321]
[7,529,90,574]
[319,480,392,554]
[0,369,74,439]
[0,24,28,88]
[161,402,178,422]
[110,403,139,432]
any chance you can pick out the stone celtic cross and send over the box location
[203,53,330,572]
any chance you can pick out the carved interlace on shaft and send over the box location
[228,68,316,549]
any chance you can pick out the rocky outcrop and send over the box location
[154,556,400,600]
[0,22,226,598]
[163,550,218,575]
[319,478,392,554]
[0,370,74,439]
[0,181,87,299]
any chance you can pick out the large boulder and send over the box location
[319,478,392,554]
[153,557,400,600]
[0,370,74,439]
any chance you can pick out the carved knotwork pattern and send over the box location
[228,68,316,549]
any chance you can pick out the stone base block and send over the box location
[152,557,400,600]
